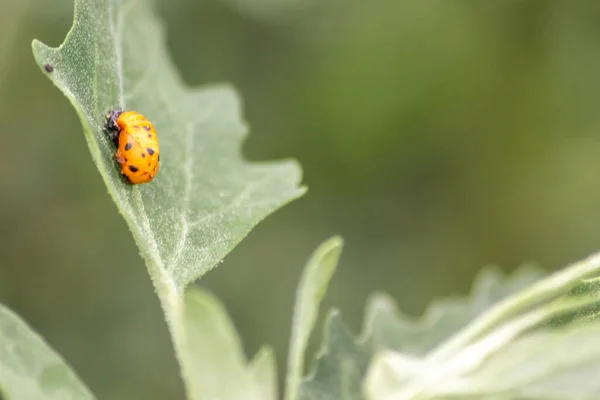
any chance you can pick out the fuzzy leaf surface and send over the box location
[299,267,545,400]
[32,0,305,293]
[32,1,304,398]
[366,253,600,400]
[0,303,94,400]
[285,237,343,400]
[182,288,277,400]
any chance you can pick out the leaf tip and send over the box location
[31,39,56,75]
[251,345,276,366]
[302,236,344,280]
[31,38,43,51]
[31,38,48,58]
[277,157,306,185]
[321,235,344,253]
[297,184,308,197]
[249,344,278,399]
[365,292,398,319]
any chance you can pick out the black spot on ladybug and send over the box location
[141,153,146,158]
[129,165,139,173]
[143,126,151,131]
[148,134,152,138]
[125,142,132,151]
[147,148,155,155]
[44,64,54,73]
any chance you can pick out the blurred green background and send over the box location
[3,0,600,398]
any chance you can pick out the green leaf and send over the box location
[32,0,304,397]
[285,237,344,400]
[299,310,370,400]
[368,266,545,357]
[298,266,545,400]
[32,0,305,291]
[426,253,600,365]
[548,277,600,327]
[0,303,95,400]
[437,322,600,399]
[248,346,278,400]
[181,288,275,400]
[364,252,600,400]
[367,297,600,399]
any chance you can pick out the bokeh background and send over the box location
[3,0,600,398]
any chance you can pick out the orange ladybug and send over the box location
[104,109,160,184]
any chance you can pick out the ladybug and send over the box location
[104,109,160,184]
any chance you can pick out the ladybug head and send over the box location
[104,108,124,145]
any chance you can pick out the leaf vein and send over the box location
[167,216,189,272]
[166,123,195,270]
[109,0,135,107]
[132,188,178,294]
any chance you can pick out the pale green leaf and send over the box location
[439,323,600,399]
[32,1,304,397]
[548,277,600,327]
[182,288,275,400]
[368,296,600,399]
[365,252,600,400]
[248,346,278,400]
[298,310,370,400]
[285,236,344,400]
[368,266,545,357]
[32,0,304,292]
[426,252,600,365]
[298,266,545,400]
[0,303,94,400]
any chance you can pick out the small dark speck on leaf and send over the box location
[44,63,54,73]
